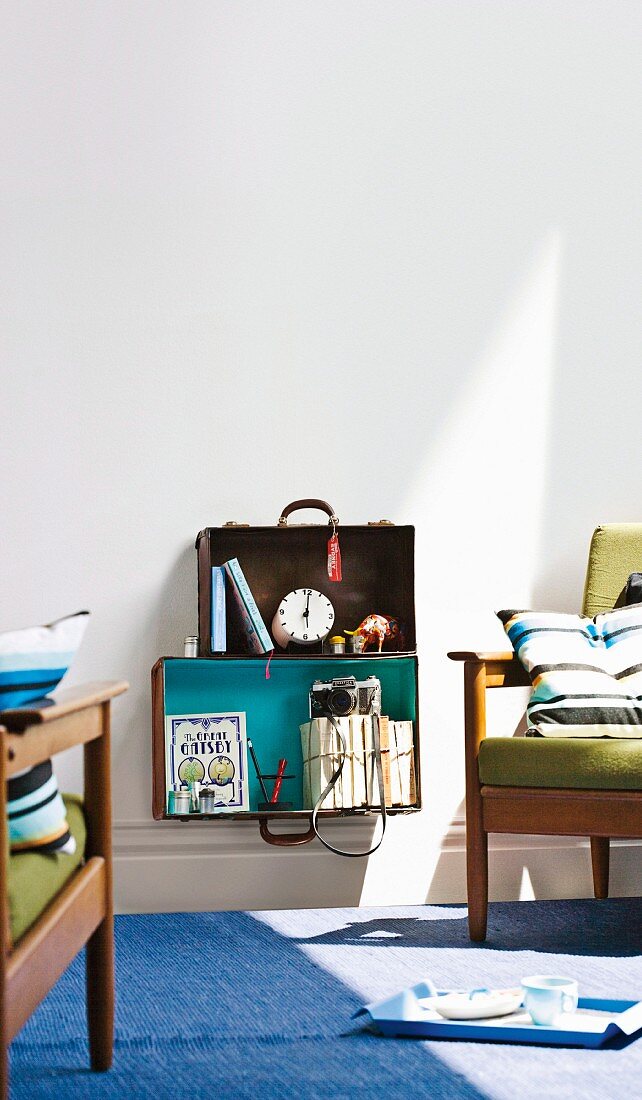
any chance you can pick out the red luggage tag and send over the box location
[327,521,342,582]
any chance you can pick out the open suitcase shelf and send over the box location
[151,500,421,847]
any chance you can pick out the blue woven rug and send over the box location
[11,898,642,1099]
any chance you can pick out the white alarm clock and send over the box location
[272,589,335,648]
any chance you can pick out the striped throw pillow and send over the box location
[8,759,75,854]
[0,611,89,710]
[499,605,642,737]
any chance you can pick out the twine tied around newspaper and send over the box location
[309,699,387,858]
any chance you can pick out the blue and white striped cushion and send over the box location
[0,611,89,710]
[8,759,75,853]
[499,605,642,737]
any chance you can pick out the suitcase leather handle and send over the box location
[277,499,338,526]
[259,815,316,846]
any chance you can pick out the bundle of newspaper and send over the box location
[300,715,416,810]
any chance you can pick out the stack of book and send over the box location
[300,715,416,810]
[210,558,272,654]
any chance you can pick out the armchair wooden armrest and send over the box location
[447,651,528,688]
[448,650,514,662]
[0,680,128,730]
[2,682,128,778]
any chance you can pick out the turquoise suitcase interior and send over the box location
[158,654,419,816]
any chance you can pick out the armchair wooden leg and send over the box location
[0,1044,7,1100]
[84,701,114,1071]
[464,661,489,942]
[86,915,114,1070]
[467,824,489,942]
[590,836,610,899]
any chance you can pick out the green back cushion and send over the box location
[582,524,642,617]
[8,794,86,943]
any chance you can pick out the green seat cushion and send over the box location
[8,794,86,944]
[478,738,642,790]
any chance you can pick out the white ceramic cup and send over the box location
[521,975,579,1026]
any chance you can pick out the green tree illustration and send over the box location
[178,758,205,784]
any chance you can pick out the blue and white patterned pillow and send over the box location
[499,605,642,737]
[8,759,75,854]
[0,611,90,710]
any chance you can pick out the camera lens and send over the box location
[329,688,354,716]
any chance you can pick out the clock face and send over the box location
[272,589,335,647]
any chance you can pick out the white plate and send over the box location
[431,990,523,1020]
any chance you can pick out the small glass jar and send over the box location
[184,636,199,657]
[327,635,346,655]
[168,788,191,814]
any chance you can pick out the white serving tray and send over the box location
[353,982,642,1048]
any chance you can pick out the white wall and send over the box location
[2,1,641,913]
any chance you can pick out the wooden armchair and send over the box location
[449,524,642,942]
[0,680,127,1096]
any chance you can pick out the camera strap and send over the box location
[310,711,387,858]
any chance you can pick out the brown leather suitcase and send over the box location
[152,499,420,846]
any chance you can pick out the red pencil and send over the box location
[270,758,287,804]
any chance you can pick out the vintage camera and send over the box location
[309,675,382,718]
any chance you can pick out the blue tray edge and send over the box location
[355,989,642,1049]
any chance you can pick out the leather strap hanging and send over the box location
[310,710,387,858]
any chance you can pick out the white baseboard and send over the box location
[113,818,642,914]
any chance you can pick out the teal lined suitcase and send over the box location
[152,499,420,847]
